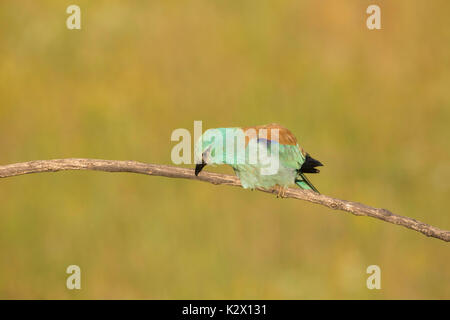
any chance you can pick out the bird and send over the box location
[194,123,323,196]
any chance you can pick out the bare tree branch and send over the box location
[0,158,448,242]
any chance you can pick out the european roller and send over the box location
[194,123,323,196]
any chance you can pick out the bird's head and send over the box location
[194,128,233,176]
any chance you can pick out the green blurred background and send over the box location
[0,0,449,299]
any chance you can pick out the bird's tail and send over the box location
[296,154,323,193]
[295,173,320,193]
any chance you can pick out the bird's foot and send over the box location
[274,185,287,198]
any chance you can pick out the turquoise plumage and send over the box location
[194,123,323,196]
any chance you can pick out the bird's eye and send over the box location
[203,146,212,162]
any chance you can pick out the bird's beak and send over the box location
[195,161,207,176]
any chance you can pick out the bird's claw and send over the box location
[274,185,286,198]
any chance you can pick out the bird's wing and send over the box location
[278,144,305,169]
[243,123,298,146]
[243,124,305,170]
[249,138,305,170]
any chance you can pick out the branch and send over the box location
[0,158,448,242]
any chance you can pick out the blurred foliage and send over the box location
[0,0,449,299]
